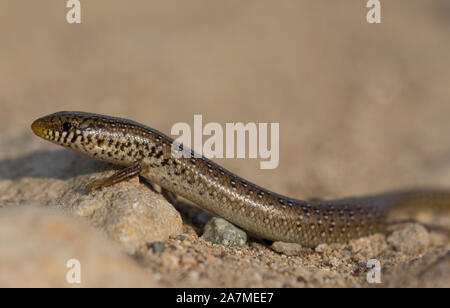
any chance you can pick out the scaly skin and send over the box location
[31,111,450,247]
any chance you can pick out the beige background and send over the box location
[2,0,450,200]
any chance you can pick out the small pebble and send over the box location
[201,217,247,247]
[271,241,308,256]
[148,242,165,254]
[315,243,332,254]
[387,223,430,254]
[181,255,197,266]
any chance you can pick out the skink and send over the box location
[31,111,450,247]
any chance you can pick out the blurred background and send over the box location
[1,0,450,199]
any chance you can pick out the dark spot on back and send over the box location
[97,139,105,147]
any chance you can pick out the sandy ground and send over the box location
[0,1,449,287]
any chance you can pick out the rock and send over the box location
[53,172,183,252]
[0,206,157,287]
[0,149,183,252]
[387,223,430,254]
[201,217,247,247]
[271,241,309,256]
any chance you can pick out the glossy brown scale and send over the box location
[31,111,450,247]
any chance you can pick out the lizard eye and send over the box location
[62,122,72,131]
